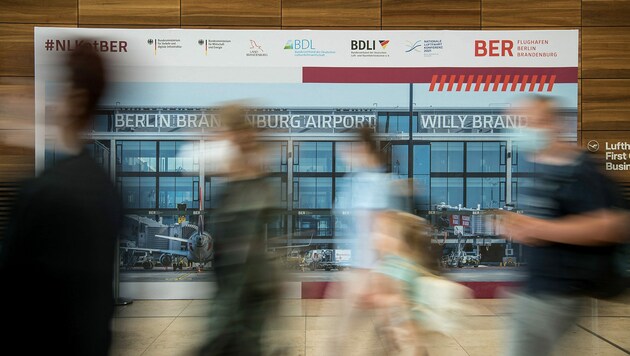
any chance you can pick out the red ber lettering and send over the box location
[502,40,514,56]
[475,40,487,56]
[489,40,500,56]
[475,40,514,57]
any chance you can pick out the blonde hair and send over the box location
[219,103,251,132]
[380,210,440,274]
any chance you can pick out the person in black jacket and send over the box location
[502,95,628,356]
[0,42,121,356]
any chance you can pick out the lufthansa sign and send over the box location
[114,113,376,130]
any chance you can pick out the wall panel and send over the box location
[0,77,34,131]
[0,24,37,77]
[583,0,630,26]
[182,0,281,27]
[582,79,630,130]
[0,130,34,181]
[282,26,381,30]
[0,24,76,77]
[482,0,581,27]
[182,26,282,30]
[283,0,380,27]
[382,0,480,27]
[0,0,77,24]
[582,27,630,79]
[78,0,180,26]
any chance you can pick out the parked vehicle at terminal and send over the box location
[441,249,481,268]
[302,249,351,271]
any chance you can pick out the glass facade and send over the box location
[294,141,333,173]
[262,142,288,173]
[377,113,418,133]
[203,177,226,209]
[116,141,200,210]
[467,142,506,173]
[467,177,506,209]
[430,177,464,206]
[431,142,464,173]
[293,177,333,209]
[159,141,199,172]
[158,177,199,209]
[58,108,549,250]
[46,133,539,243]
[383,139,533,211]
[117,141,157,172]
[117,177,157,209]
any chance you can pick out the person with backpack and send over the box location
[502,95,629,356]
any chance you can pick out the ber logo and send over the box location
[474,40,513,57]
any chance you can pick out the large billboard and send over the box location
[35,28,578,298]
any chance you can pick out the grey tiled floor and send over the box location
[111,297,630,356]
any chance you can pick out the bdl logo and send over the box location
[284,39,316,50]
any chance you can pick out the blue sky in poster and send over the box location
[107,82,578,109]
[46,82,577,109]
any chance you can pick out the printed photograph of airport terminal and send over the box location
[42,81,577,287]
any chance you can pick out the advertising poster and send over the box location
[35,28,578,297]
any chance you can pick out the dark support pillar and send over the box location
[408,83,414,179]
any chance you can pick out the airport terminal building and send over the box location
[45,105,576,262]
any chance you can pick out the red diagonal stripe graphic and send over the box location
[456,75,465,91]
[502,75,511,92]
[547,75,556,91]
[511,75,520,92]
[474,75,483,91]
[492,75,502,92]
[302,67,578,84]
[537,75,547,92]
[519,75,529,92]
[447,74,456,91]
[429,74,438,91]
[465,75,474,91]
[528,75,538,92]
[483,75,493,91]
[438,74,447,91]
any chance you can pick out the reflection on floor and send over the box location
[111,296,630,356]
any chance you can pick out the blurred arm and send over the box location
[505,209,628,246]
[357,272,406,309]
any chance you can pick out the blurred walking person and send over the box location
[365,211,439,355]
[198,104,282,356]
[502,95,629,356]
[0,43,121,356]
[326,128,398,354]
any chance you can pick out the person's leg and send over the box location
[506,293,582,356]
[198,269,244,356]
[325,269,374,355]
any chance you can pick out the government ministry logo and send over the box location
[147,38,182,55]
[199,38,232,56]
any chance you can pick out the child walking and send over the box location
[361,210,444,356]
